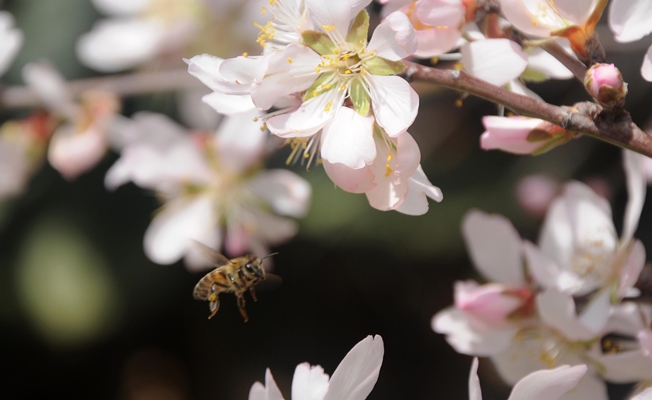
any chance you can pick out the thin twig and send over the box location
[403,61,652,157]
[539,41,588,82]
[0,69,203,109]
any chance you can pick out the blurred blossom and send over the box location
[468,358,587,400]
[0,113,54,200]
[22,61,120,179]
[250,335,383,400]
[105,112,311,270]
[515,174,561,219]
[0,11,23,76]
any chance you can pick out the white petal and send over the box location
[431,307,515,356]
[508,80,543,101]
[461,210,525,285]
[306,0,368,39]
[395,165,443,216]
[366,74,418,137]
[323,161,376,193]
[536,288,606,341]
[291,363,329,400]
[552,0,598,25]
[498,0,565,36]
[412,26,462,58]
[267,89,344,138]
[251,44,322,110]
[507,365,587,400]
[609,0,652,42]
[619,241,647,297]
[523,241,563,290]
[468,358,483,400]
[215,111,267,171]
[596,350,652,382]
[461,39,528,87]
[48,123,108,179]
[416,0,465,28]
[249,210,299,246]
[320,107,376,169]
[21,61,74,117]
[366,11,416,61]
[186,54,251,94]
[322,335,384,400]
[143,195,217,265]
[622,149,646,245]
[247,169,312,218]
[526,46,574,79]
[643,45,652,82]
[202,92,257,115]
[91,0,150,15]
[76,18,164,72]
[632,388,652,400]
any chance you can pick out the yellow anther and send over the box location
[359,40,364,45]
[242,52,248,57]
[345,69,352,74]
[453,63,463,70]
[339,85,346,91]
[455,99,464,108]
[324,101,333,112]
[368,51,375,57]
[321,24,336,31]
[342,54,351,61]
[287,57,293,63]
[333,49,339,54]
[261,7,267,14]
[430,57,439,65]
[312,90,319,96]
[384,153,394,177]
[269,0,276,4]
[316,67,322,73]
[361,69,366,74]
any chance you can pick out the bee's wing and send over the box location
[255,273,283,292]
[190,240,231,267]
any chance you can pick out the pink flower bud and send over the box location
[480,116,574,155]
[584,63,627,109]
[454,281,524,329]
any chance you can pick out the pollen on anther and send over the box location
[321,24,336,32]
[242,52,248,57]
[316,67,322,73]
[287,57,293,63]
[260,7,267,14]
[345,69,352,74]
[324,101,333,112]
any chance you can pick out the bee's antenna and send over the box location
[261,252,279,261]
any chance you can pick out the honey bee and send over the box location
[192,245,278,322]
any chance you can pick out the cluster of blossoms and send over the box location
[433,150,652,399]
[187,0,443,215]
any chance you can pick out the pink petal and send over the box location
[321,107,376,169]
[416,0,465,27]
[395,165,442,215]
[480,116,543,154]
[322,161,376,193]
[412,27,462,58]
[48,124,108,179]
[498,0,563,36]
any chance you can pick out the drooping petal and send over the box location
[186,54,254,95]
[143,195,217,265]
[247,169,312,218]
[609,0,652,42]
[323,161,376,193]
[291,363,330,400]
[395,165,443,216]
[507,364,588,400]
[468,358,483,400]
[480,116,545,154]
[322,335,384,400]
[622,151,647,247]
[76,18,164,72]
[432,307,516,356]
[461,210,525,285]
[320,107,376,169]
[366,11,416,61]
[366,74,418,137]
[462,39,529,87]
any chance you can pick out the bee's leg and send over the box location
[208,294,220,319]
[236,294,249,322]
[249,287,258,302]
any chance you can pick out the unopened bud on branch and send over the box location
[585,63,627,110]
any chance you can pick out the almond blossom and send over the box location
[480,116,576,155]
[469,358,588,400]
[249,335,383,400]
[105,112,311,270]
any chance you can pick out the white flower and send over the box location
[0,11,23,76]
[608,0,652,81]
[249,335,384,400]
[469,358,587,400]
[524,150,646,297]
[106,112,311,270]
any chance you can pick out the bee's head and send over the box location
[244,257,265,279]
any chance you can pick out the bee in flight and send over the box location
[192,245,278,322]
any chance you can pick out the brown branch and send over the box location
[403,61,652,157]
[539,41,588,82]
[0,69,203,109]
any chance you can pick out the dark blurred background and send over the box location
[1,0,652,399]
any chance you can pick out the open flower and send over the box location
[0,11,23,76]
[106,112,311,270]
[249,335,384,400]
[608,0,652,81]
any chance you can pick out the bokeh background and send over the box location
[2,0,652,399]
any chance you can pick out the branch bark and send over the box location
[403,61,652,157]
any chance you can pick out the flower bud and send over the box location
[454,281,524,329]
[584,63,627,109]
[480,116,575,155]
